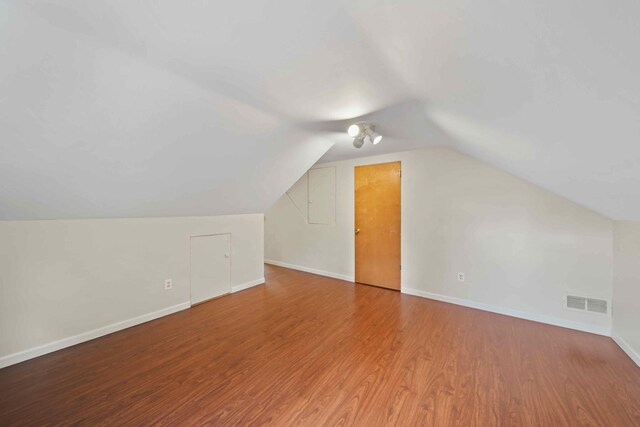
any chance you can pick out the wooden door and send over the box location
[190,234,231,305]
[355,162,401,290]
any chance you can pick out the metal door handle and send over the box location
[355,228,360,235]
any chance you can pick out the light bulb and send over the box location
[347,124,361,137]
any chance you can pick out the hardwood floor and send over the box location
[1,264,639,426]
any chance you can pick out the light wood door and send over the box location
[355,161,401,290]
[190,234,231,305]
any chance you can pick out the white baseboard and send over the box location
[402,287,611,337]
[232,277,265,293]
[0,302,190,370]
[265,259,354,282]
[612,335,640,367]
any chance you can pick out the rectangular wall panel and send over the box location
[190,233,231,305]
[308,167,336,224]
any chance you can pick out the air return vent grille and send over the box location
[566,295,586,310]
[587,298,608,314]
[565,295,608,314]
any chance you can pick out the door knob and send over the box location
[355,228,360,235]
[224,253,230,258]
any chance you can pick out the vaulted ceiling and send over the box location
[1,0,639,220]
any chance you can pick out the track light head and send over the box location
[366,127,382,144]
[352,135,365,148]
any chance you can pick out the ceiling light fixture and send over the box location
[348,122,382,148]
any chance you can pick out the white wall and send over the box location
[266,147,613,334]
[0,214,264,363]
[613,221,640,365]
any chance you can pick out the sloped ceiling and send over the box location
[1,0,639,220]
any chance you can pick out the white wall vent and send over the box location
[586,298,607,314]
[566,295,586,310]
[565,294,608,315]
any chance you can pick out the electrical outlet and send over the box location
[164,279,173,290]
[458,272,465,282]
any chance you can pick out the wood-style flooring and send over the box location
[1,264,639,426]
